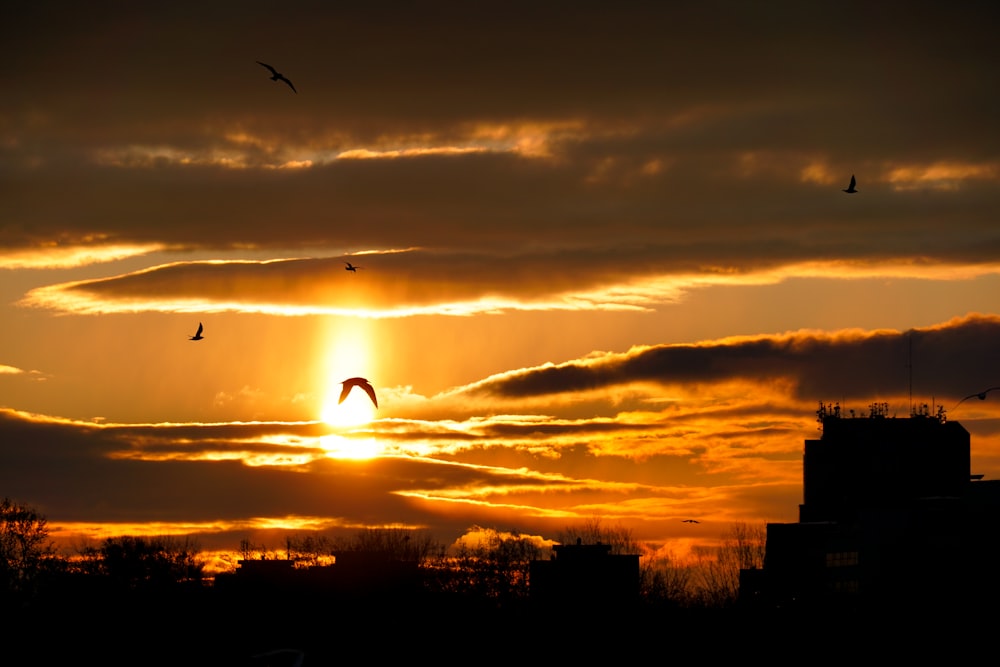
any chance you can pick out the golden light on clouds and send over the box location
[319,434,383,459]
[799,159,1000,190]
[888,161,999,190]
[0,243,164,270]
[20,254,1000,320]
[800,161,838,185]
[49,515,352,544]
[467,119,587,158]
[85,120,593,172]
[337,146,487,160]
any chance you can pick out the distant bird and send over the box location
[842,174,858,193]
[256,61,297,93]
[953,386,1000,410]
[188,322,204,341]
[681,519,700,524]
[339,377,378,408]
[344,262,362,273]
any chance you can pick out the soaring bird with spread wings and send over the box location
[842,174,858,193]
[339,377,378,408]
[256,61,297,93]
[188,322,204,341]
[953,386,1000,410]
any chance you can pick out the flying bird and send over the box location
[842,174,858,193]
[188,322,204,341]
[339,377,378,408]
[344,262,362,273]
[953,386,1000,410]
[681,519,700,524]
[256,61,297,93]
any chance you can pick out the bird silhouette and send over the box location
[953,386,1000,410]
[681,519,700,524]
[344,262,362,273]
[339,377,378,408]
[842,174,858,193]
[256,61,297,93]
[188,322,204,341]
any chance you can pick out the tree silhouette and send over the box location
[556,517,641,555]
[285,533,335,566]
[432,527,545,604]
[692,521,766,607]
[338,527,438,563]
[79,535,205,591]
[639,550,697,609]
[0,497,57,604]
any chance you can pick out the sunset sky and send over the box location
[3,2,999,563]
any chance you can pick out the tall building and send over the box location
[742,402,1000,612]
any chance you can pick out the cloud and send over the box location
[0,409,580,532]
[4,311,1000,551]
[0,364,46,380]
[4,1,1000,558]
[19,249,1000,317]
[456,313,1000,409]
[0,242,164,270]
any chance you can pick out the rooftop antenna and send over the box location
[907,330,913,414]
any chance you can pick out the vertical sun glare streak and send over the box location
[320,319,377,426]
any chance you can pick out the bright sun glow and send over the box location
[322,385,377,427]
[319,434,382,460]
[319,319,383,458]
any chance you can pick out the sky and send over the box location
[3,2,1000,564]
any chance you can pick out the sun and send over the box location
[321,385,377,427]
[320,321,378,426]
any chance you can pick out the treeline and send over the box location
[1,497,764,613]
[1,498,203,605]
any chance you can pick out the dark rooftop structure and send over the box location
[742,402,1000,612]
[530,539,640,609]
[801,403,970,523]
[214,549,421,601]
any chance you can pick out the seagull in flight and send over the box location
[681,519,700,524]
[953,386,1000,410]
[256,61,297,93]
[842,174,858,193]
[344,262,362,273]
[188,322,204,341]
[339,377,378,408]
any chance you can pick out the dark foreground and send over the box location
[5,586,989,665]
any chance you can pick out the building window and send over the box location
[829,579,859,595]
[825,551,859,567]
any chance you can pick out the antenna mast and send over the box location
[908,331,913,414]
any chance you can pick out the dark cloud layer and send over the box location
[0,410,550,527]
[476,314,1000,408]
[25,244,1000,317]
[5,3,994,130]
[3,2,998,269]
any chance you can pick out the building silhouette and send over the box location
[214,549,421,602]
[529,538,640,609]
[742,402,1000,612]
